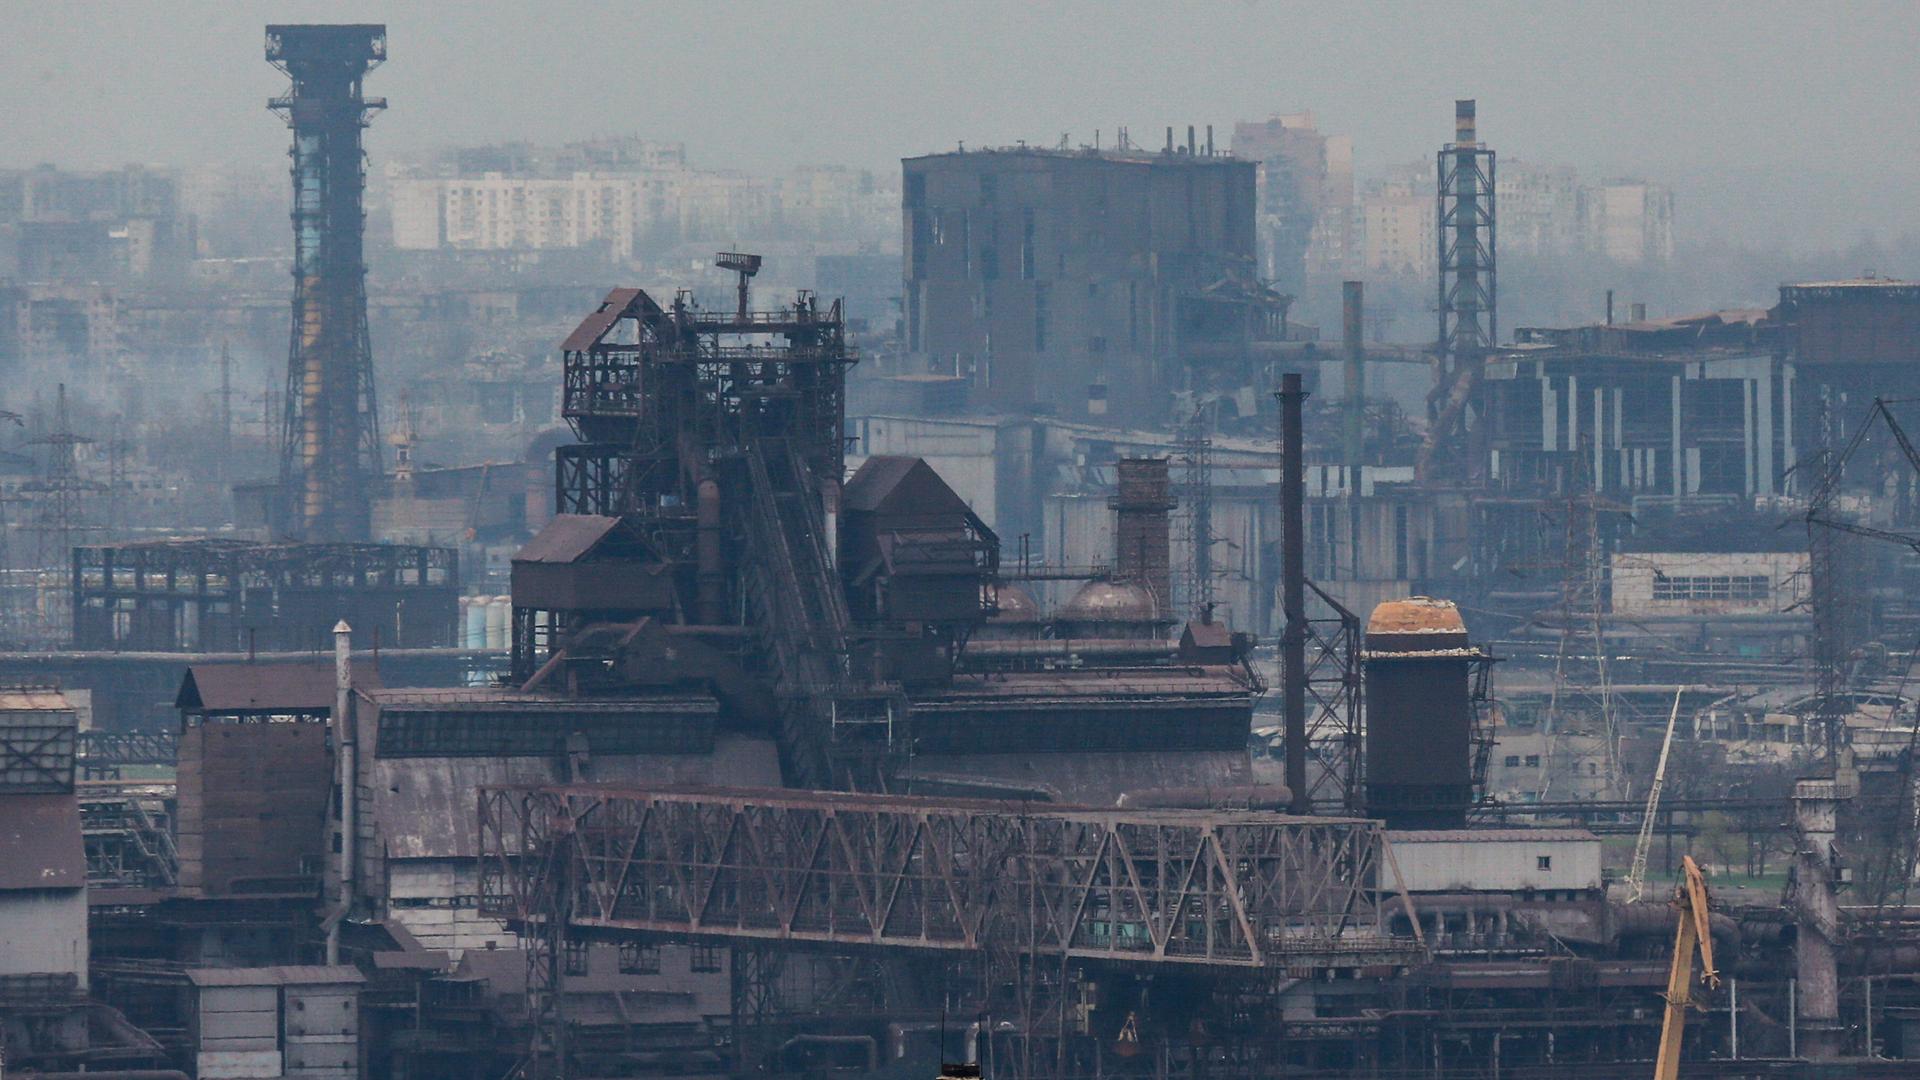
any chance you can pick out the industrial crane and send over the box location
[1626,688,1686,903]
[1654,855,1719,1080]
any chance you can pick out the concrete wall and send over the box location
[847,415,1001,528]
[1386,832,1602,893]
[1486,729,1614,803]
[386,860,515,954]
[0,889,87,986]
[1611,550,1808,616]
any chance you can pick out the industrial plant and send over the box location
[6,13,1920,1080]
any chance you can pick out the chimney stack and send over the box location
[1109,458,1174,619]
[1454,98,1477,145]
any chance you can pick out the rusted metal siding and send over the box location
[1781,280,1920,366]
[175,721,329,897]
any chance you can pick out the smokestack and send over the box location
[327,619,356,964]
[1165,126,1174,154]
[1205,124,1215,156]
[1363,599,1481,828]
[1454,98,1477,145]
[1606,289,1615,326]
[1110,458,1174,622]
[1278,373,1308,814]
[1186,125,1196,156]
[1342,282,1365,471]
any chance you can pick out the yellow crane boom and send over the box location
[1654,855,1719,1080]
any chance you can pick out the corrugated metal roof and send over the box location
[844,456,962,514]
[560,287,658,352]
[176,661,382,713]
[1386,829,1598,843]
[0,793,84,890]
[375,734,780,860]
[364,688,714,712]
[186,965,366,987]
[512,514,647,564]
[371,951,453,971]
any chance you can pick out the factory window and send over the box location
[618,943,661,975]
[1503,755,1520,768]
[1651,575,1770,603]
[1524,755,1541,768]
[691,945,725,973]
[1537,856,1553,872]
[564,940,591,976]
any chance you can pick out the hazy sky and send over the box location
[5,1,1917,250]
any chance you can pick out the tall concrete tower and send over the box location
[267,24,386,542]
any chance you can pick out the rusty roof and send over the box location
[561,287,660,352]
[1366,597,1466,636]
[513,514,625,564]
[513,514,664,567]
[0,687,74,713]
[0,793,84,890]
[843,456,971,517]
[176,661,383,713]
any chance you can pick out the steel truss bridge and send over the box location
[478,784,1421,970]
[479,784,1427,1079]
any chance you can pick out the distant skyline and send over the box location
[4,1,1917,252]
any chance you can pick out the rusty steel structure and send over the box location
[480,784,1421,1077]
[70,539,457,652]
[1421,99,1496,483]
[477,784,1414,969]
[268,24,387,542]
[531,272,872,787]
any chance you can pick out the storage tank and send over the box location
[485,596,511,650]
[1363,597,1483,829]
[461,596,487,649]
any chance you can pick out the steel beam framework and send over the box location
[71,539,457,652]
[478,784,1420,972]
[267,24,387,542]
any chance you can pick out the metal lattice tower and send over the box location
[267,24,386,542]
[1174,405,1215,618]
[1437,99,1496,364]
[1540,442,1622,799]
[23,385,105,570]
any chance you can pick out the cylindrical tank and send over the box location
[485,596,511,651]
[459,596,483,649]
[1056,580,1158,640]
[1363,597,1480,829]
[978,582,1044,640]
